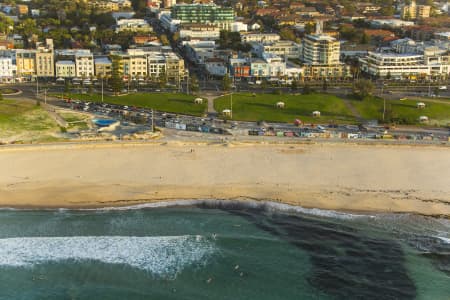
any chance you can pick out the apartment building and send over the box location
[165,52,185,82]
[252,40,301,59]
[241,33,280,44]
[147,53,166,79]
[15,49,36,77]
[359,51,450,78]
[75,52,94,78]
[36,48,54,78]
[116,19,153,33]
[401,0,431,20]
[55,60,76,78]
[0,57,15,82]
[229,58,251,78]
[302,34,340,65]
[171,3,235,30]
[94,57,112,78]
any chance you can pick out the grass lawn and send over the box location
[0,99,59,141]
[63,92,206,116]
[350,97,450,126]
[59,112,90,131]
[214,93,356,124]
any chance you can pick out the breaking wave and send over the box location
[0,235,214,278]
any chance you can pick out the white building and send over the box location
[55,60,76,78]
[252,40,301,58]
[0,57,15,82]
[360,52,431,78]
[179,25,220,40]
[302,34,340,65]
[75,52,94,78]
[231,22,248,32]
[241,33,280,44]
[115,19,152,33]
[263,53,286,77]
[250,58,269,78]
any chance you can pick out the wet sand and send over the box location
[0,141,449,216]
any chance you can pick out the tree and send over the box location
[190,75,199,94]
[360,32,370,44]
[291,80,298,90]
[110,56,123,95]
[279,27,297,42]
[386,71,391,80]
[353,79,374,99]
[222,74,232,91]
[322,79,328,91]
[303,83,312,94]
[158,69,167,88]
[64,80,71,93]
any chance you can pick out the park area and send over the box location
[214,93,356,124]
[350,97,450,126]
[63,92,206,116]
[0,99,61,143]
[214,93,450,126]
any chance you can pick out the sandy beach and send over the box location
[0,141,449,216]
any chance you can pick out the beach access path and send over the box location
[0,141,449,216]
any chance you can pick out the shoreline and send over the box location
[1,141,449,217]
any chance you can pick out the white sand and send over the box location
[0,142,449,216]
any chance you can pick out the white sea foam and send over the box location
[86,199,372,220]
[0,235,214,277]
[436,236,450,244]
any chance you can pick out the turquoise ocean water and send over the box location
[0,200,448,299]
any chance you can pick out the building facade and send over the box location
[36,47,54,77]
[75,53,94,78]
[171,4,235,30]
[302,34,340,65]
[55,60,76,78]
[15,49,36,77]
[0,57,15,82]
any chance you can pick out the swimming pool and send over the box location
[93,119,117,127]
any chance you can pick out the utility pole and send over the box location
[101,77,104,103]
[151,109,154,132]
[230,92,233,119]
[186,74,189,95]
[44,88,47,104]
[36,76,39,96]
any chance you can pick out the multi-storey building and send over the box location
[302,34,340,65]
[263,53,286,78]
[147,53,166,79]
[36,47,54,78]
[0,57,15,82]
[252,41,301,59]
[250,58,269,78]
[359,51,450,78]
[401,0,431,20]
[171,4,235,30]
[55,60,76,78]
[165,52,185,83]
[116,19,153,33]
[94,57,112,78]
[15,49,36,77]
[229,58,251,78]
[75,52,94,78]
[241,33,280,44]
[127,49,148,78]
